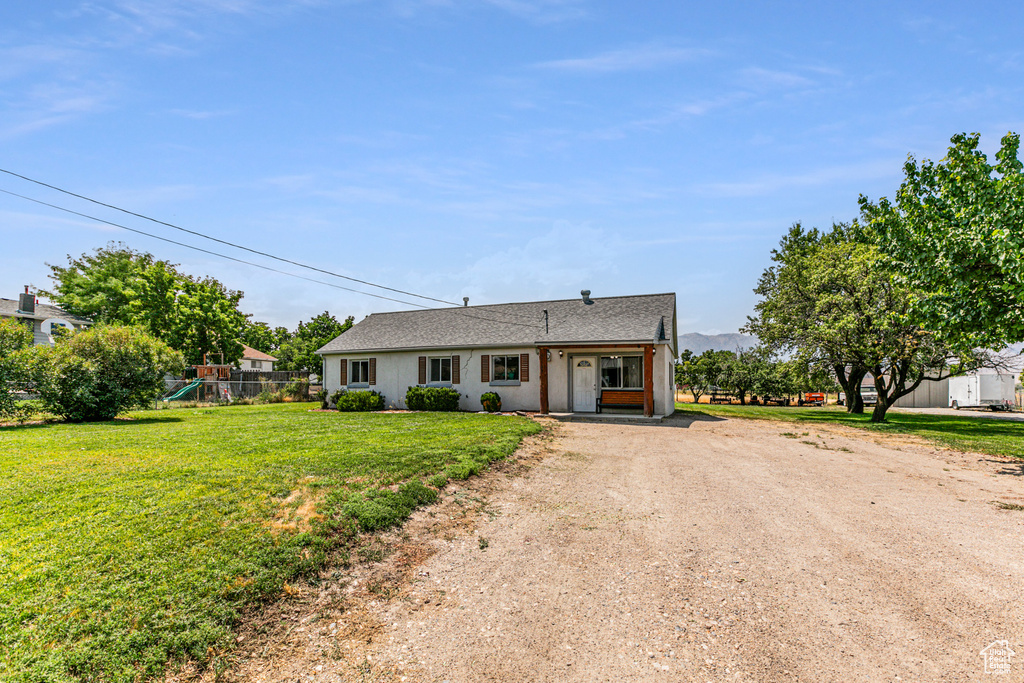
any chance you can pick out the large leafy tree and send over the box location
[274,312,354,376]
[747,223,971,421]
[240,321,291,355]
[859,132,1024,353]
[745,223,870,413]
[0,318,34,419]
[43,244,247,365]
[675,349,732,403]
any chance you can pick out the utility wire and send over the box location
[0,167,539,329]
[0,186,543,330]
[0,167,457,306]
[0,187,430,308]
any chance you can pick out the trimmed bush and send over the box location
[314,389,329,409]
[405,386,461,411]
[329,389,345,408]
[480,391,502,412]
[32,325,183,422]
[335,390,386,412]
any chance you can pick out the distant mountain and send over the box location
[678,332,757,355]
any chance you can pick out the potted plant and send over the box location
[480,391,502,413]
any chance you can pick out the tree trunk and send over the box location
[834,364,868,414]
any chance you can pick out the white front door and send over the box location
[573,358,597,412]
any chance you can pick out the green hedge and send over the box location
[334,389,386,412]
[405,386,461,411]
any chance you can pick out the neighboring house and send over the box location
[238,345,277,371]
[0,288,92,346]
[316,291,677,416]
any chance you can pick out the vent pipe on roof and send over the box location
[463,297,469,307]
[581,289,593,305]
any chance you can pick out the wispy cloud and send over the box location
[168,108,235,119]
[738,67,814,89]
[481,0,589,23]
[695,159,901,198]
[535,44,713,73]
[0,81,112,140]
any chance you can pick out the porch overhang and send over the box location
[538,343,658,418]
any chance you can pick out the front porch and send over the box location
[538,343,659,418]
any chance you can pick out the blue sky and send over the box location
[2,1,1022,334]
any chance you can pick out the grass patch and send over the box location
[993,501,1024,511]
[677,403,1024,460]
[0,403,539,681]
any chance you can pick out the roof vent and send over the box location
[581,289,593,305]
[18,290,34,315]
[463,297,469,307]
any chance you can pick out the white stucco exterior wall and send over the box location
[321,342,675,416]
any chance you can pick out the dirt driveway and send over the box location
[226,414,1024,682]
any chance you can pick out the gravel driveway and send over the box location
[227,413,1024,682]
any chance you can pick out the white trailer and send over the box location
[948,372,1017,411]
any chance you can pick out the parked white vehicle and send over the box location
[948,372,1016,411]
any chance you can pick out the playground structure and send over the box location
[161,353,312,404]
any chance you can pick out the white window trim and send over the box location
[600,355,644,390]
[349,358,370,387]
[428,355,453,385]
[490,354,521,387]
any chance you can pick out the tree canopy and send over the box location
[859,132,1024,352]
[43,244,246,365]
[745,223,970,421]
[274,312,354,375]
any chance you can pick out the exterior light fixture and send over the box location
[558,350,563,358]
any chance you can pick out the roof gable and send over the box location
[317,293,676,354]
[241,345,278,362]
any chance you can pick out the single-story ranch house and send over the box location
[316,291,677,417]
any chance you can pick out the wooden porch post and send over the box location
[643,344,654,417]
[539,347,549,414]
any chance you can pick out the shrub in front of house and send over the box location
[480,391,501,412]
[405,386,461,411]
[334,390,386,412]
[329,389,346,408]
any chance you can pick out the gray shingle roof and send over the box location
[0,298,93,325]
[316,293,676,354]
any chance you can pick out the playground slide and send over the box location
[162,377,203,402]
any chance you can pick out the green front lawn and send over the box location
[676,402,1024,459]
[0,403,540,682]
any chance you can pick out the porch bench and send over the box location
[597,390,645,413]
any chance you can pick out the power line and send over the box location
[0,167,457,306]
[0,186,543,330]
[0,187,431,308]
